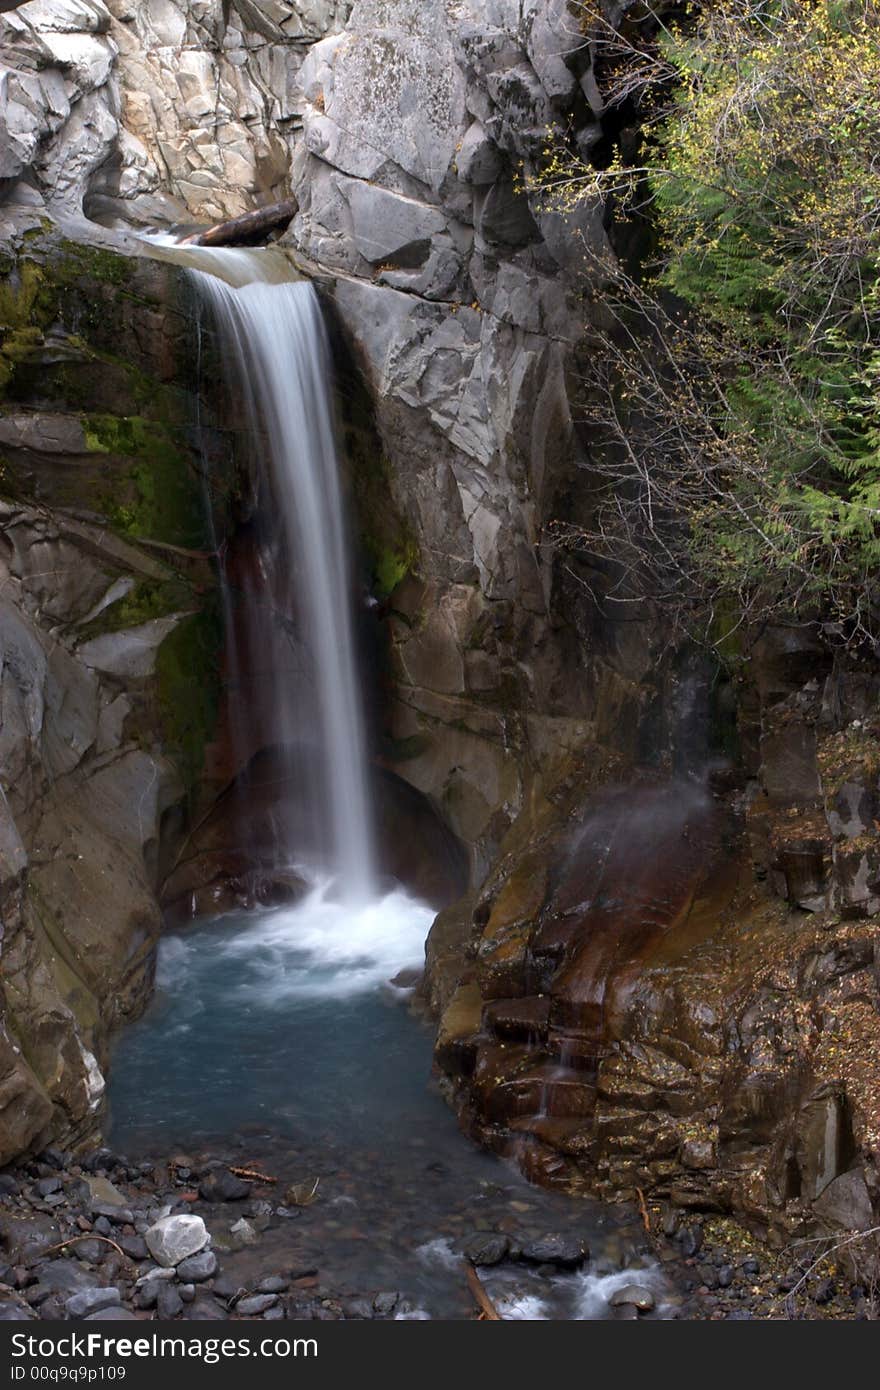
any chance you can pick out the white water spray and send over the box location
[182,247,375,902]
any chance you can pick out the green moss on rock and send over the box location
[78,576,192,641]
[346,424,418,599]
[0,258,56,393]
[372,535,419,599]
[85,412,208,548]
[54,240,136,290]
[155,606,222,799]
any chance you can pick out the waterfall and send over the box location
[184,247,376,902]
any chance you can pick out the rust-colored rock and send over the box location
[427,634,880,1240]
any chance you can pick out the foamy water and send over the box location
[158,879,435,1003]
[573,1266,667,1319]
[415,1233,668,1320]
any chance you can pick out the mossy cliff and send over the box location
[0,224,232,1161]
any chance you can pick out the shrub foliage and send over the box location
[541,1,880,642]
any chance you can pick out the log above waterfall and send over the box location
[181,199,297,248]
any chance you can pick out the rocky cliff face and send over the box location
[0,0,354,1162]
[427,630,880,1242]
[2,0,640,869]
[0,0,349,223]
[282,0,880,1239]
[285,0,652,871]
[0,212,231,1162]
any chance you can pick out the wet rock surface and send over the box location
[428,632,880,1248]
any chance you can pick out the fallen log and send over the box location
[465,1264,502,1320]
[181,198,297,248]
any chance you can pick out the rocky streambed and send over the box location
[0,1143,870,1322]
[3,864,875,1323]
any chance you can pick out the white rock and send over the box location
[144,1214,209,1268]
[77,616,183,680]
[229,1217,258,1246]
[134,1266,175,1288]
[10,2,112,37]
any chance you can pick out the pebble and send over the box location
[520,1234,587,1269]
[256,1275,288,1294]
[176,1250,218,1283]
[134,1283,160,1311]
[462,1233,509,1266]
[373,1291,400,1316]
[85,1177,128,1209]
[609,1285,656,1312]
[211,1273,240,1299]
[117,1235,148,1261]
[661,1208,678,1237]
[199,1169,251,1203]
[135,1266,175,1287]
[235,1294,277,1316]
[229,1218,258,1246]
[145,1214,208,1268]
[341,1297,373,1319]
[0,1303,35,1321]
[184,1295,228,1321]
[73,1240,107,1264]
[157,1285,183,1320]
[91,1205,133,1225]
[66,1288,122,1320]
[679,1225,703,1258]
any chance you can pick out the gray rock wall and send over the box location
[0,220,230,1161]
[0,0,350,222]
[286,0,631,867]
[1,0,637,870]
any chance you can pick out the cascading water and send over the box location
[118,240,436,996]
[187,247,375,901]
